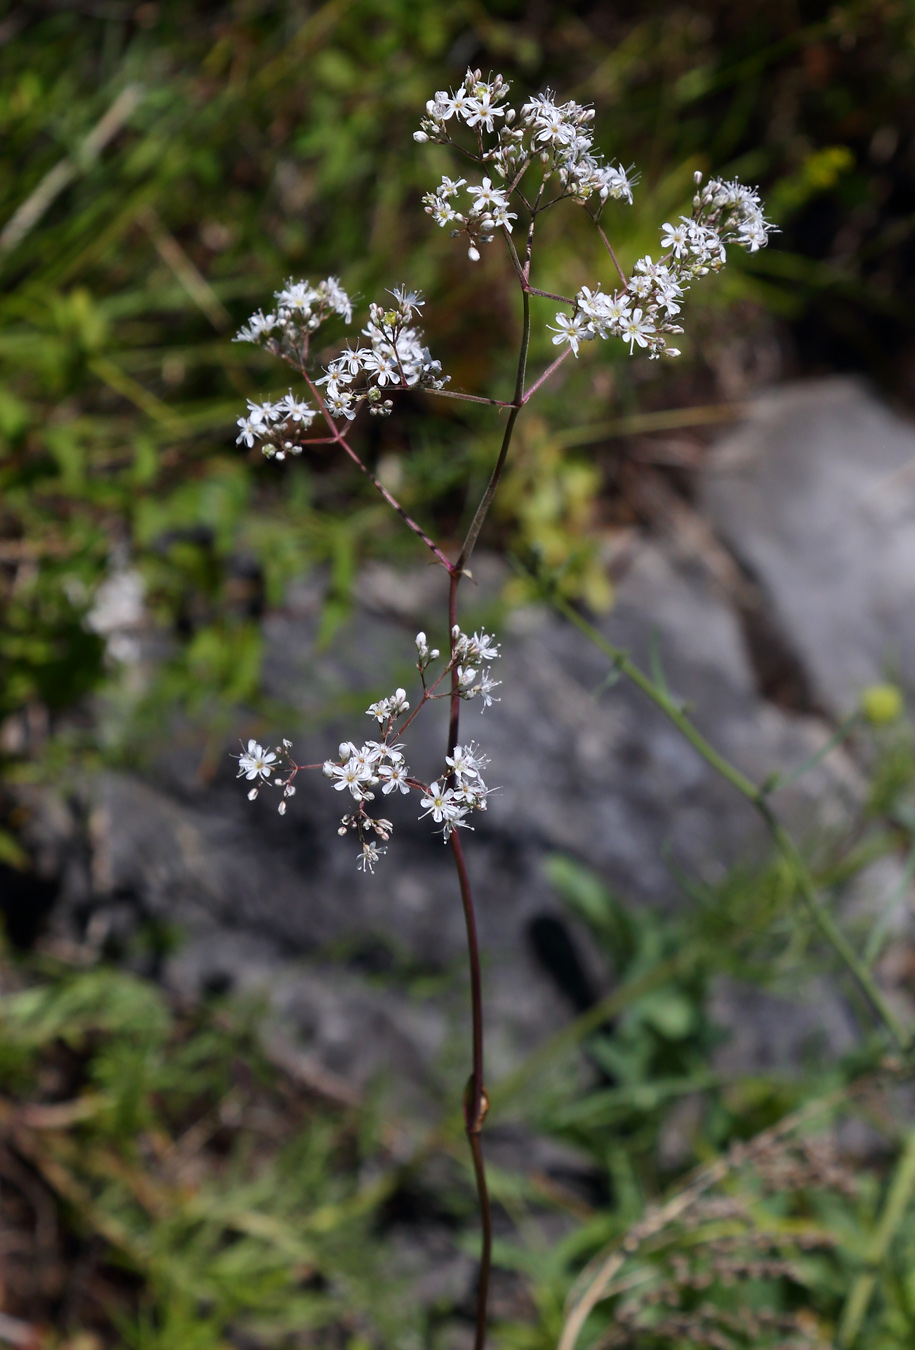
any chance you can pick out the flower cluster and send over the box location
[423,174,518,261]
[324,738,410,801]
[234,628,501,871]
[549,173,773,360]
[519,90,635,205]
[235,737,298,814]
[452,626,501,708]
[421,742,492,840]
[235,391,317,460]
[317,286,449,422]
[233,280,448,453]
[416,69,771,358]
[234,275,353,346]
[417,71,635,265]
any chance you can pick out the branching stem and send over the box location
[298,365,454,573]
[593,216,628,286]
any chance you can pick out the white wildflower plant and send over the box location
[415,68,771,357]
[230,70,773,1346]
[217,73,915,1350]
[230,68,772,867]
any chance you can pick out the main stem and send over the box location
[448,286,532,1350]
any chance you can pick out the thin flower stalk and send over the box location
[548,590,913,1057]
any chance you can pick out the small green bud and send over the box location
[861,683,904,726]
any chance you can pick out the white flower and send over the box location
[234,310,277,343]
[388,284,424,318]
[357,841,386,873]
[331,759,375,800]
[438,87,475,120]
[274,390,315,425]
[531,104,573,146]
[686,219,725,266]
[424,194,459,227]
[330,345,366,381]
[390,687,409,715]
[477,669,501,709]
[466,178,510,216]
[361,347,401,386]
[274,279,318,315]
[621,307,654,352]
[420,781,456,822]
[597,163,635,204]
[454,629,499,663]
[317,276,353,323]
[235,739,276,781]
[738,218,768,252]
[419,781,470,838]
[445,741,489,784]
[487,201,517,232]
[549,311,591,356]
[660,220,690,257]
[366,688,409,723]
[324,386,357,420]
[378,762,411,795]
[464,88,506,133]
[602,293,632,329]
[351,742,383,772]
[236,415,264,448]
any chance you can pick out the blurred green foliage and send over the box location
[1,0,914,768]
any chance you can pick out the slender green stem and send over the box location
[455,288,530,577]
[551,593,913,1055]
[838,1131,915,1346]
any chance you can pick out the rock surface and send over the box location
[28,532,867,1110]
[703,377,915,717]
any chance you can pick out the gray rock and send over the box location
[703,377,915,716]
[28,535,866,1105]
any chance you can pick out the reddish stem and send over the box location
[298,366,455,573]
[522,346,573,404]
[450,828,492,1350]
[594,218,628,287]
